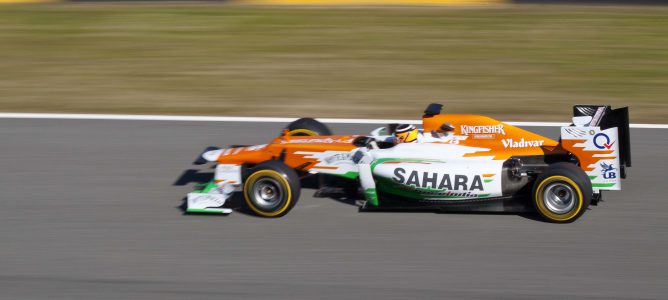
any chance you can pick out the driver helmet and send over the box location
[395,124,419,143]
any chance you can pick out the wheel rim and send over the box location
[543,182,576,214]
[252,178,284,210]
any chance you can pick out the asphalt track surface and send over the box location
[1,119,666,300]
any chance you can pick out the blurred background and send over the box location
[0,0,667,122]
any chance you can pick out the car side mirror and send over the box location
[352,136,373,147]
[440,123,455,132]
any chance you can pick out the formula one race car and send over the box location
[186,104,630,223]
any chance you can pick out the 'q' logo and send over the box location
[593,133,615,150]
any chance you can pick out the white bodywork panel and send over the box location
[372,161,504,199]
[215,164,242,184]
[187,181,236,214]
[202,149,224,162]
[186,164,241,214]
[561,126,621,191]
[295,150,359,177]
[295,142,505,200]
[187,193,233,214]
[372,142,494,161]
[369,143,503,200]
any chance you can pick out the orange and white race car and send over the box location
[187,104,630,223]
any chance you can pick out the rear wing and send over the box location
[561,105,631,192]
[573,105,631,167]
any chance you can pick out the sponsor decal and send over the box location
[460,124,505,136]
[501,138,545,148]
[190,194,225,206]
[216,165,239,172]
[593,133,615,150]
[600,162,617,179]
[483,173,495,183]
[392,168,484,191]
[429,191,490,199]
[471,133,495,140]
[445,135,469,144]
[281,138,354,144]
[324,153,351,164]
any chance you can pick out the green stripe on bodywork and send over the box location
[193,181,217,193]
[484,179,493,183]
[364,188,379,206]
[588,176,598,180]
[375,178,493,200]
[330,171,359,180]
[592,183,616,188]
[186,208,227,214]
[377,179,425,200]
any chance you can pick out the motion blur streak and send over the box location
[242,0,504,5]
[0,0,56,2]
[1,113,667,128]
[1,5,667,122]
[0,119,666,300]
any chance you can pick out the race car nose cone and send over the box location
[202,149,224,162]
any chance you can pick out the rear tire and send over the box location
[285,118,332,136]
[244,161,301,218]
[532,163,592,223]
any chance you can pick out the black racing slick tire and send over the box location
[532,162,593,223]
[244,161,301,218]
[285,118,333,136]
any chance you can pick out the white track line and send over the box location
[0,113,665,129]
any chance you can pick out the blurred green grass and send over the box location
[0,4,667,122]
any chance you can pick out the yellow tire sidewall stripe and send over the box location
[244,169,293,217]
[288,129,319,136]
[534,175,583,222]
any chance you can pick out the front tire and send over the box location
[244,161,301,218]
[285,118,332,136]
[532,163,592,223]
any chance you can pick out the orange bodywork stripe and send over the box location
[560,139,615,171]
[424,114,562,160]
[212,114,570,173]
[216,135,358,171]
[309,166,339,170]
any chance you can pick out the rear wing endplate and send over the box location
[573,105,631,167]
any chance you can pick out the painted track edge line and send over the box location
[0,113,665,129]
